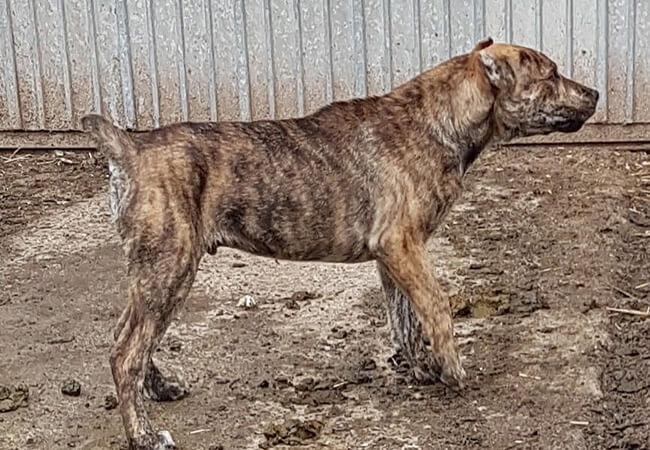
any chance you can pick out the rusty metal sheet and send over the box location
[450,0,474,55]
[299,0,331,113]
[61,0,96,128]
[634,0,650,122]
[92,0,127,126]
[150,0,184,124]
[363,0,389,95]
[607,0,629,124]
[269,1,301,118]
[0,0,648,139]
[10,0,45,130]
[390,0,420,86]
[244,0,273,120]
[419,0,452,69]
[0,0,21,129]
[485,0,508,43]
[511,0,536,49]
[211,0,241,121]
[572,0,599,104]
[180,0,216,122]
[329,1,356,99]
[124,0,158,128]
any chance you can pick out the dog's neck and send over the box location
[427,96,495,176]
[391,55,498,175]
[455,115,495,174]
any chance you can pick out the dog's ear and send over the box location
[473,37,493,52]
[478,51,514,89]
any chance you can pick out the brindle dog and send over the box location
[82,38,598,449]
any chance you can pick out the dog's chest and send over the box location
[423,175,463,235]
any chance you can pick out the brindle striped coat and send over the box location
[83,38,598,450]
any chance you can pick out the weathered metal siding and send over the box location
[0,0,648,133]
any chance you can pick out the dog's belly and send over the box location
[210,187,374,263]
[213,224,373,263]
[220,237,373,263]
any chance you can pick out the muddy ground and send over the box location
[0,146,648,450]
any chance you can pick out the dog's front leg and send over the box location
[377,262,439,383]
[377,235,465,388]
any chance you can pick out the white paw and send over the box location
[237,295,257,309]
[154,430,176,450]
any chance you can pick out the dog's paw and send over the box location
[410,352,443,385]
[438,356,466,391]
[130,431,177,450]
[144,368,190,402]
[154,431,177,450]
[387,349,439,384]
[399,345,466,389]
[411,364,439,384]
[237,295,257,309]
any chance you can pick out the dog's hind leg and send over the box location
[377,262,439,383]
[113,300,190,403]
[143,358,190,402]
[111,238,199,450]
[114,303,132,341]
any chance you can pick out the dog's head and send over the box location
[473,38,598,140]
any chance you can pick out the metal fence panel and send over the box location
[0,0,648,134]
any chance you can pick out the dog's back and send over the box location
[82,105,395,263]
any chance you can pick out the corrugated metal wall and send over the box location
[0,0,648,134]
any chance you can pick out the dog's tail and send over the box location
[81,114,135,162]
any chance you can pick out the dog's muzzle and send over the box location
[556,119,586,133]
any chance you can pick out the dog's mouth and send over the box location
[555,118,586,133]
[555,106,597,133]
[542,105,596,134]
[531,109,587,134]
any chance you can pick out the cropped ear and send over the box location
[478,51,514,89]
[472,37,493,52]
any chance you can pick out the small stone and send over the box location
[284,299,300,310]
[289,291,321,302]
[237,295,257,309]
[353,374,372,385]
[360,358,377,371]
[263,418,324,446]
[0,384,29,412]
[295,377,316,392]
[331,328,348,339]
[61,379,81,397]
[103,394,118,410]
[328,405,343,417]
[0,385,10,400]
[274,376,291,388]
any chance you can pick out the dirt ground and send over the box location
[0,145,648,450]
